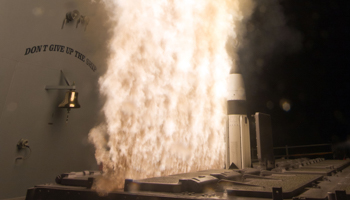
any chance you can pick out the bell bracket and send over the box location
[45,70,76,90]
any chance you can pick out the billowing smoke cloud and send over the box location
[89,0,254,192]
[238,0,302,75]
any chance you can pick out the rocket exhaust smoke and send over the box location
[89,0,254,192]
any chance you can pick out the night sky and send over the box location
[238,0,350,148]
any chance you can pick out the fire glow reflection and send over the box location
[89,0,254,192]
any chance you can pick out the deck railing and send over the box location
[273,143,333,159]
[251,143,334,161]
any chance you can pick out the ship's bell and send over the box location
[58,90,81,109]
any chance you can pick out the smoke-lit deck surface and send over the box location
[25,158,350,200]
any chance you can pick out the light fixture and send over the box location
[46,70,81,123]
[61,10,89,31]
[76,15,89,31]
[62,10,80,29]
[15,139,31,161]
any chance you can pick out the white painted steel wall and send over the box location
[0,1,111,198]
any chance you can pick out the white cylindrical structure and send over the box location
[226,69,251,169]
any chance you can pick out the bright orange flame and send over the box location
[89,0,254,192]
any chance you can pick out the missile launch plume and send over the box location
[89,0,254,192]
